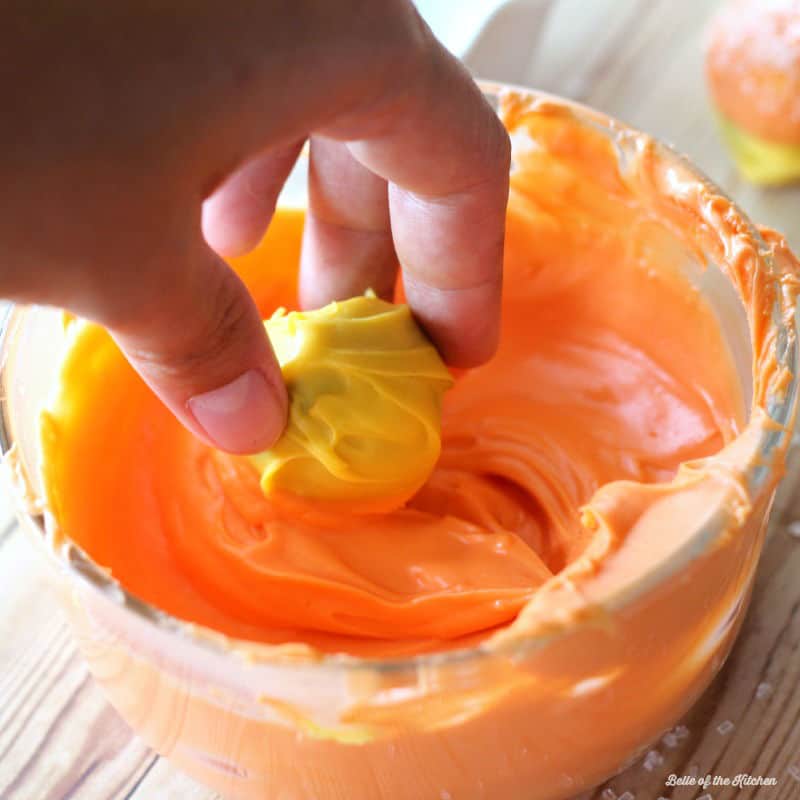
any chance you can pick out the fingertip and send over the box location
[440,321,500,368]
[202,195,267,258]
[405,275,502,369]
[187,368,288,453]
[202,142,304,259]
[114,240,289,455]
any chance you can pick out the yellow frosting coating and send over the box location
[249,293,453,513]
[716,113,800,185]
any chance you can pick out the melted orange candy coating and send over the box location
[38,93,800,800]
[43,101,756,659]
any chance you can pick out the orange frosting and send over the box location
[41,98,777,661]
[34,92,800,800]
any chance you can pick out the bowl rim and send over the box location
[1,79,797,674]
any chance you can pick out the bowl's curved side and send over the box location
[0,81,798,800]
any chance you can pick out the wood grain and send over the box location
[2,1,800,798]
[0,529,154,800]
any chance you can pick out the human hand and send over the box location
[0,0,510,453]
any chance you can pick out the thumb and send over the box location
[109,241,287,454]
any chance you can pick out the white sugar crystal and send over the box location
[662,732,679,748]
[698,794,713,800]
[787,520,800,538]
[687,763,700,779]
[601,789,617,800]
[643,750,664,771]
[788,764,800,782]
[756,682,773,699]
[674,724,690,739]
[618,792,635,800]
[717,719,735,735]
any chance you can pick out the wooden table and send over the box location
[2,1,800,797]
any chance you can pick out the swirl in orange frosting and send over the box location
[40,99,753,659]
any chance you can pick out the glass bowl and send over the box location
[1,81,798,800]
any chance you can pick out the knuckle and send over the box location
[182,275,251,371]
[361,0,438,109]
[125,268,253,381]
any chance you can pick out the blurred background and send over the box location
[419,0,800,251]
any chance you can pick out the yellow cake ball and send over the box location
[249,293,453,514]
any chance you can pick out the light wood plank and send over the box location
[128,758,220,800]
[0,526,154,800]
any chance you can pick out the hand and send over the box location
[0,0,510,453]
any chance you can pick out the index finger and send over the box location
[325,39,510,367]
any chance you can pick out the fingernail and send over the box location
[188,369,285,453]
